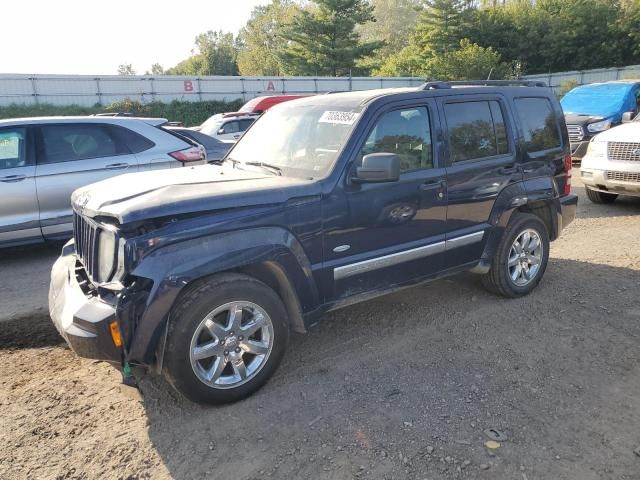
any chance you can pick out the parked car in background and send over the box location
[237,94,312,114]
[49,80,576,404]
[561,81,640,163]
[165,127,232,162]
[580,111,640,203]
[198,113,259,141]
[0,116,205,247]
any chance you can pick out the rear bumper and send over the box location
[558,194,578,234]
[48,242,122,363]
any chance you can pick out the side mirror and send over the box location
[622,112,635,123]
[217,128,225,135]
[354,153,400,183]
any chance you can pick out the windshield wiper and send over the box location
[244,161,282,176]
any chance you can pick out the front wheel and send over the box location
[481,213,550,298]
[164,274,289,404]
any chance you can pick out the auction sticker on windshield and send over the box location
[319,111,359,125]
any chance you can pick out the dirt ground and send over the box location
[1,178,639,480]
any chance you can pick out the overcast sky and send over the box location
[1,0,271,75]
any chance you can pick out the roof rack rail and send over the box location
[420,80,547,90]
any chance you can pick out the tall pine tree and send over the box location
[413,0,467,57]
[279,0,383,76]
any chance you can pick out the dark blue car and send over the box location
[49,81,577,404]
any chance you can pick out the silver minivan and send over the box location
[0,116,206,247]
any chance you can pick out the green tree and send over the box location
[237,0,300,76]
[427,39,508,79]
[279,0,384,76]
[168,31,239,75]
[150,63,165,75]
[358,0,423,58]
[117,63,136,75]
[413,0,468,57]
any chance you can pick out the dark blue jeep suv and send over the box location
[49,81,577,404]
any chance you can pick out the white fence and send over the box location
[524,64,640,93]
[0,74,426,107]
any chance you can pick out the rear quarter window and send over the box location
[514,97,562,152]
[109,125,155,154]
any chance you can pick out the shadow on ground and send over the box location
[137,258,640,480]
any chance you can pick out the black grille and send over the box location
[73,213,101,281]
[566,125,584,143]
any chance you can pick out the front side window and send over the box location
[514,98,561,152]
[40,124,123,164]
[360,106,433,172]
[444,100,509,163]
[239,119,255,131]
[0,128,26,170]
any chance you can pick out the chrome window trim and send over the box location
[334,230,485,280]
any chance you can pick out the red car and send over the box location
[237,94,313,114]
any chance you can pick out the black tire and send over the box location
[585,187,618,204]
[164,273,289,404]
[481,213,550,298]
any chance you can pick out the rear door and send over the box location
[439,95,522,268]
[0,127,41,245]
[34,123,140,239]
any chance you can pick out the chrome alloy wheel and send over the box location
[508,228,543,287]
[189,301,274,389]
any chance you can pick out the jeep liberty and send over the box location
[49,81,577,404]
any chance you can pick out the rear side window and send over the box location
[0,128,26,169]
[39,124,127,164]
[444,100,509,163]
[514,97,561,152]
[109,125,155,153]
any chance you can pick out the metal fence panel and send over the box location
[0,74,425,107]
[523,64,640,93]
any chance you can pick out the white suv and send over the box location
[580,114,640,203]
[0,116,206,247]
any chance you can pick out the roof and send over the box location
[0,116,168,127]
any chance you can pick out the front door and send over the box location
[438,95,522,268]
[0,127,41,246]
[34,123,140,239]
[323,102,448,300]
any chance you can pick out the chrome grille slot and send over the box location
[73,213,101,282]
[607,142,640,162]
[606,171,640,183]
[567,125,584,142]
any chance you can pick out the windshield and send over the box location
[200,114,224,135]
[561,84,633,117]
[227,103,361,178]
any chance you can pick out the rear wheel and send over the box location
[481,213,550,298]
[164,273,289,404]
[585,187,617,204]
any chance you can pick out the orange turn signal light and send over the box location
[109,321,123,348]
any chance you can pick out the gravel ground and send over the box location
[1,178,639,480]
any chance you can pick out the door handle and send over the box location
[0,174,26,182]
[105,162,129,170]
[233,134,241,139]
[499,165,519,175]
[419,179,445,191]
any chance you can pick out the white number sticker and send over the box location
[319,111,359,125]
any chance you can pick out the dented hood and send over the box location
[71,163,315,224]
